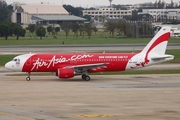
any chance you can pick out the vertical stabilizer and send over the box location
[126,26,173,70]
[141,26,171,55]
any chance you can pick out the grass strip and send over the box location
[0,31,180,45]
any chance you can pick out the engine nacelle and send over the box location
[57,68,74,78]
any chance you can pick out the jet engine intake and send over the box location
[57,68,75,78]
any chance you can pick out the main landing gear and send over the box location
[26,72,31,81]
[82,74,90,81]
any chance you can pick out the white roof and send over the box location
[173,30,180,33]
[20,4,69,15]
[32,15,86,21]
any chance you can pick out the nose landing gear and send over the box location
[26,77,30,81]
[26,72,31,81]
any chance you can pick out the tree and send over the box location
[27,24,36,33]
[14,25,26,40]
[0,1,12,22]
[93,16,99,22]
[170,0,174,8]
[47,26,53,34]
[71,23,79,38]
[63,4,83,16]
[83,15,91,21]
[154,0,158,8]
[27,24,36,39]
[168,20,180,24]
[0,22,11,40]
[104,22,118,37]
[117,21,126,35]
[93,26,98,34]
[0,8,11,22]
[55,27,60,34]
[131,10,138,21]
[79,24,86,38]
[36,27,46,39]
[9,22,17,36]
[158,0,161,8]
[60,22,71,38]
[84,23,93,39]
[0,22,26,40]
[86,7,96,10]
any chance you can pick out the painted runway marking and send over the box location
[0,111,33,120]
[75,114,113,118]
[75,111,180,118]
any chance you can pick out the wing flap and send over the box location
[65,63,109,68]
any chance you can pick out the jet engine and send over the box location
[57,68,75,78]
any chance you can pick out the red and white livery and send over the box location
[5,26,174,81]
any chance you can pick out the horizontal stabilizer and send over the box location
[151,55,174,60]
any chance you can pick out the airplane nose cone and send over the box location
[5,62,12,70]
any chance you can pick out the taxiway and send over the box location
[0,44,180,54]
[0,74,180,120]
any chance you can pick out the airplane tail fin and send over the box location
[141,26,171,55]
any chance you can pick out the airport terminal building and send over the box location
[11,2,86,25]
[83,8,132,23]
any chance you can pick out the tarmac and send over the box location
[0,70,180,120]
[1,42,180,120]
[0,44,180,54]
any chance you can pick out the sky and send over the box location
[5,0,180,7]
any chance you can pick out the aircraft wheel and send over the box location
[26,77,31,81]
[85,76,90,81]
[82,74,87,80]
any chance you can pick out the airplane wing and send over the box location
[65,62,109,72]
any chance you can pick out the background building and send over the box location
[11,2,86,25]
[83,8,132,23]
[139,9,180,22]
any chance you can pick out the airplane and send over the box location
[5,26,174,81]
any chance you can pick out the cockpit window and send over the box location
[12,58,20,65]
[13,59,20,62]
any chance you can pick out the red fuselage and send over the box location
[22,53,136,73]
